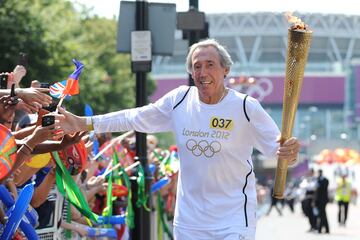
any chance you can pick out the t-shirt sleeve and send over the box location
[92,86,189,133]
[246,96,280,158]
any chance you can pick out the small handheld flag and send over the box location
[62,59,84,97]
[49,80,70,100]
[55,59,84,109]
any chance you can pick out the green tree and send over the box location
[69,16,136,114]
[0,0,65,84]
[0,0,156,115]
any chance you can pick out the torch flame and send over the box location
[284,11,308,30]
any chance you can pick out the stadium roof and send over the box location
[153,12,360,77]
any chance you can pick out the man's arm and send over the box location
[56,87,179,134]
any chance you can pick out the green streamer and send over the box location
[53,151,99,223]
[119,167,135,229]
[136,164,150,211]
[156,192,163,240]
[102,171,113,217]
[157,192,173,240]
[112,148,122,185]
[152,150,164,161]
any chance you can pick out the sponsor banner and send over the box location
[355,65,360,120]
[259,76,344,104]
[150,76,345,105]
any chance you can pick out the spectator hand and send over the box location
[0,95,18,124]
[26,122,63,149]
[61,131,88,148]
[16,88,52,108]
[86,175,105,190]
[15,99,41,113]
[75,225,88,237]
[81,133,95,155]
[12,65,27,85]
[30,80,41,88]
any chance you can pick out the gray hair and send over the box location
[185,38,233,74]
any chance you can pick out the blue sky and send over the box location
[72,0,360,18]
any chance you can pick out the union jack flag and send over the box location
[49,80,71,100]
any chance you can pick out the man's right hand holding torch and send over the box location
[276,137,300,167]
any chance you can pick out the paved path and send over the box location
[256,202,360,240]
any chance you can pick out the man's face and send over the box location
[191,46,229,104]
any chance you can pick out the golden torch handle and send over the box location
[274,158,289,198]
[273,138,290,198]
[273,29,312,199]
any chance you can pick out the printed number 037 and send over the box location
[210,117,233,130]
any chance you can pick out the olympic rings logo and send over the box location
[186,139,221,157]
[246,77,273,101]
[227,77,273,101]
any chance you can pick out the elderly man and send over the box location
[56,39,300,240]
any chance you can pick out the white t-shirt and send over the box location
[92,86,280,230]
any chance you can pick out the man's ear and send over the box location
[224,67,230,76]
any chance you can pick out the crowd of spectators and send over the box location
[0,63,178,239]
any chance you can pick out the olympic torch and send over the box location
[273,13,313,199]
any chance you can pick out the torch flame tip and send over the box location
[284,11,310,31]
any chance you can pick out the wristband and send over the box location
[86,117,94,131]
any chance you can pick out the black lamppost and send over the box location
[131,1,151,239]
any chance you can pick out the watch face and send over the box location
[59,140,87,175]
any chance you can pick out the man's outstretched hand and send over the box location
[55,107,88,134]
